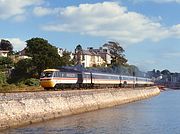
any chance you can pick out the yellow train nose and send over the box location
[40,79,56,88]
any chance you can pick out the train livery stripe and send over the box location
[52,78,78,80]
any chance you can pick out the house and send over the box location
[57,48,63,57]
[18,48,30,60]
[0,50,9,57]
[74,47,112,67]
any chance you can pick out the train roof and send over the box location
[43,69,59,72]
[91,72,120,77]
[44,68,82,73]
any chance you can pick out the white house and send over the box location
[57,48,63,57]
[74,47,112,67]
[0,50,9,57]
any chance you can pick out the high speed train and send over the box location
[40,68,154,90]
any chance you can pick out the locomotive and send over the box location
[40,68,154,90]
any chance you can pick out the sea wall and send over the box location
[0,86,160,131]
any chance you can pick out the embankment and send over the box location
[0,86,160,131]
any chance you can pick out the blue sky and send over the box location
[0,0,180,72]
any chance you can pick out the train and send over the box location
[40,68,154,90]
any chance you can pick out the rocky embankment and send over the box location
[0,86,160,131]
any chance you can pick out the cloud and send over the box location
[152,0,180,3]
[0,0,43,20]
[127,0,180,4]
[170,24,180,38]
[39,2,180,44]
[33,6,59,17]
[13,15,26,22]
[1,38,26,51]
[163,52,180,58]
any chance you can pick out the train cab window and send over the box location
[41,71,53,78]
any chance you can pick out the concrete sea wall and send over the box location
[0,86,160,131]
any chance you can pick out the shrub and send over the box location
[0,71,7,85]
[24,78,40,86]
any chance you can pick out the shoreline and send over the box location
[0,86,160,131]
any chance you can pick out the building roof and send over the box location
[82,49,109,57]
[0,50,9,53]
[82,50,92,55]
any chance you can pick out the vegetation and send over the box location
[6,37,73,88]
[0,84,43,93]
[0,57,13,71]
[60,50,74,66]
[0,71,7,85]
[24,78,40,86]
[25,37,62,76]
[100,41,144,76]
[0,37,149,92]
[9,58,33,83]
[74,44,83,65]
[87,64,145,77]
[103,41,127,66]
[0,39,13,52]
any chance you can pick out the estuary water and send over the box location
[2,89,180,134]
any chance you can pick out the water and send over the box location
[2,89,180,134]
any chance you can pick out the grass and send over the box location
[0,84,43,93]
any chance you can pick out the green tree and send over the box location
[0,57,13,70]
[103,41,127,66]
[60,50,73,66]
[0,39,13,52]
[9,58,33,83]
[25,38,61,76]
[14,59,33,76]
[74,44,83,65]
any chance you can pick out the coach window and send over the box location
[58,72,62,77]
[57,72,61,77]
[66,73,76,78]
[61,72,65,77]
[53,72,58,77]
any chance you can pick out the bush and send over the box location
[24,78,40,86]
[0,71,7,85]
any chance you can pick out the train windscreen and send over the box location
[40,71,54,78]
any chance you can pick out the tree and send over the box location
[103,41,127,66]
[156,70,161,77]
[25,38,61,76]
[14,59,33,76]
[0,39,13,52]
[9,58,33,83]
[74,44,83,65]
[161,69,171,75]
[0,57,13,70]
[60,50,74,66]
[127,65,138,76]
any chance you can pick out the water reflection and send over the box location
[2,90,180,134]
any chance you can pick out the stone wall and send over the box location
[0,86,160,131]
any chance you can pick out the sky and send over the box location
[0,0,180,72]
